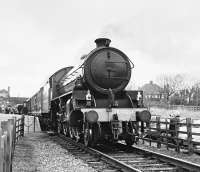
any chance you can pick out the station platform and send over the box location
[12,115,42,171]
[12,115,41,171]
[23,115,41,134]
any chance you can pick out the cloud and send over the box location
[1,0,200,96]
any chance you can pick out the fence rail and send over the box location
[139,116,200,154]
[152,104,200,111]
[0,115,24,172]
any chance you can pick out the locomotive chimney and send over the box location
[95,38,111,47]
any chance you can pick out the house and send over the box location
[140,81,166,102]
[0,89,9,98]
[0,87,27,108]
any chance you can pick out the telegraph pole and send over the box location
[197,87,199,106]
[8,86,10,104]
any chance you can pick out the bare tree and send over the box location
[190,82,200,106]
[156,74,185,101]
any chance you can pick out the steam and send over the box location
[97,14,200,86]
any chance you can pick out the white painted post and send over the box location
[2,134,7,172]
[0,127,3,172]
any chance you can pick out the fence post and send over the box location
[175,117,180,153]
[5,131,10,172]
[16,119,18,142]
[0,126,3,172]
[34,116,36,132]
[148,122,152,146]
[1,121,11,172]
[9,119,15,155]
[17,118,20,139]
[21,115,25,137]
[0,118,18,172]
[1,134,5,172]
[3,133,8,172]
[156,117,161,148]
[8,119,14,172]
[186,118,193,155]
[13,117,16,152]
[165,119,169,150]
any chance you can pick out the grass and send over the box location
[150,107,200,120]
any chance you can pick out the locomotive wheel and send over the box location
[84,128,91,146]
[84,123,92,147]
[64,123,72,137]
[125,122,136,146]
[62,124,68,136]
[91,123,100,146]
[69,127,74,139]
[84,123,99,147]
[57,122,63,134]
[74,128,81,143]
[125,136,135,146]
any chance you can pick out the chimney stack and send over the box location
[95,38,111,48]
[8,86,10,98]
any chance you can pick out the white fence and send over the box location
[0,114,24,172]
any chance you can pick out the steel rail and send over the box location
[59,135,141,172]
[87,147,142,172]
[131,145,200,172]
[58,134,200,172]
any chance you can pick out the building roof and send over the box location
[140,81,163,94]
[0,89,8,93]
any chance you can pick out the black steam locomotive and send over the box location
[26,38,151,146]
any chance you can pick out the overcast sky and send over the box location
[1,0,200,97]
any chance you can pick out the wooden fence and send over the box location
[138,117,200,154]
[0,115,24,172]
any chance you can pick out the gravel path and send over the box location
[12,132,96,172]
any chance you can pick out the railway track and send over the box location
[51,133,200,172]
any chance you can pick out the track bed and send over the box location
[57,134,200,172]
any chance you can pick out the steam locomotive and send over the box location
[26,38,151,146]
